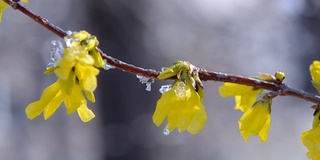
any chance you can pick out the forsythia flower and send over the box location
[218,83,263,112]
[301,107,320,160]
[301,126,320,160]
[153,61,207,134]
[238,98,271,143]
[0,0,28,22]
[310,60,320,92]
[26,31,105,122]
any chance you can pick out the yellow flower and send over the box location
[153,81,207,134]
[238,98,271,143]
[0,0,28,22]
[218,83,263,112]
[26,31,104,122]
[26,80,95,122]
[310,60,320,92]
[301,126,320,159]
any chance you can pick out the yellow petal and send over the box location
[259,117,270,143]
[64,84,86,115]
[301,126,320,159]
[187,103,208,134]
[44,66,55,74]
[313,109,320,129]
[72,30,90,41]
[310,60,320,82]
[25,82,61,119]
[74,46,95,65]
[238,100,271,142]
[25,101,44,120]
[153,88,177,126]
[0,2,8,22]
[234,90,260,112]
[218,83,253,97]
[90,50,105,68]
[219,83,262,112]
[43,90,64,120]
[157,61,184,80]
[153,80,207,134]
[59,71,75,95]
[75,64,99,92]
[85,91,96,103]
[54,56,75,80]
[77,104,95,122]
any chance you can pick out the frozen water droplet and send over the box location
[85,38,91,44]
[46,62,54,70]
[64,37,73,47]
[104,60,115,70]
[145,83,152,91]
[64,31,75,47]
[163,128,170,136]
[136,75,154,91]
[159,85,172,93]
[174,82,187,99]
[66,30,73,36]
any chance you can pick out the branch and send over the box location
[4,0,320,104]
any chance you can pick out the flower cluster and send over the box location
[218,71,284,143]
[25,31,105,122]
[153,61,207,134]
[301,60,320,159]
[0,0,28,22]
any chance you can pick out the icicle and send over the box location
[136,75,154,91]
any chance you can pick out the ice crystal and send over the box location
[136,75,154,91]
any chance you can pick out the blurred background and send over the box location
[1,0,320,159]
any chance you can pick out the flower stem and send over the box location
[4,0,320,104]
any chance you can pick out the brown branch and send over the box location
[4,0,320,104]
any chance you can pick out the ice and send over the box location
[159,85,172,93]
[173,81,187,99]
[136,75,154,91]
[163,128,170,136]
[104,60,115,70]
[46,62,54,70]
[64,31,76,47]
[47,40,64,68]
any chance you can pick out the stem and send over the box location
[4,0,320,104]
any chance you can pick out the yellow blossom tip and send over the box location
[72,30,90,41]
[158,61,184,80]
[310,60,320,92]
[275,71,285,82]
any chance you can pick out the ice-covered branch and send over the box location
[4,0,320,104]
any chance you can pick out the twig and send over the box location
[4,0,320,104]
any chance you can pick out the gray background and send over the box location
[1,0,320,159]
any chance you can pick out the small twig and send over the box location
[4,0,320,104]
